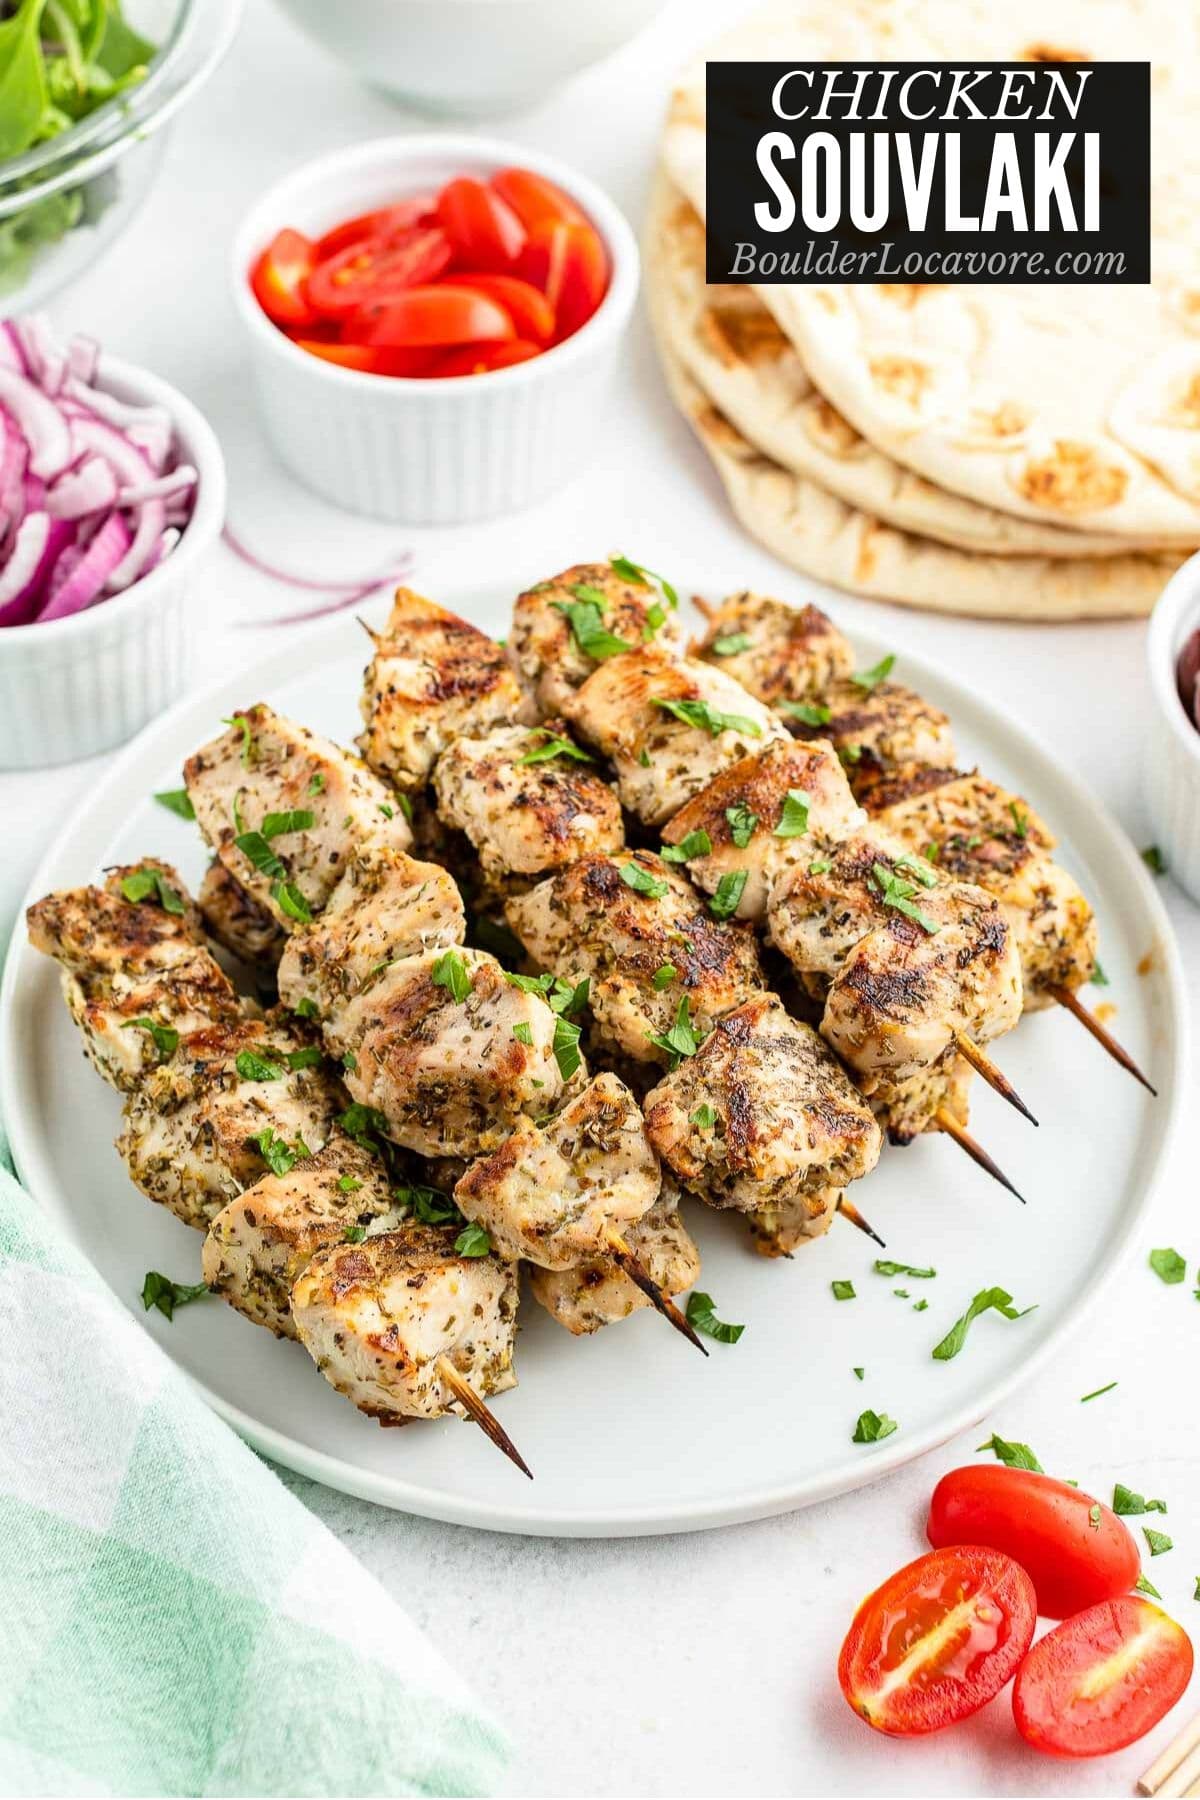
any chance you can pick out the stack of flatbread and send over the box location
[647,0,1200,617]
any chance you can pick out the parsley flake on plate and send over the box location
[853,1409,898,1443]
[977,1433,1043,1472]
[1080,1381,1118,1403]
[1142,845,1167,875]
[141,1271,209,1322]
[874,1260,935,1280]
[1136,1573,1163,1599]
[1091,958,1109,987]
[1144,1527,1174,1557]
[685,1290,744,1344]
[1113,1484,1167,1516]
[831,1279,855,1301]
[1150,1247,1187,1284]
[931,1286,1034,1361]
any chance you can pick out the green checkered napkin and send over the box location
[0,1133,509,1798]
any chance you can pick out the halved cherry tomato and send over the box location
[518,219,609,341]
[432,339,543,378]
[315,198,435,261]
[490,167,588,232]
[838,1546,1036,1737]
[440,274,554,345]
[306,227,452,322]
[292,339,440,378]
[927,1466,1140,1620]
[1014,1596,1193,1758]
[436,177,526,273]
[250,228,319,328]
[355,285,516,349]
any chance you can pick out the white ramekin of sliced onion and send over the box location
[0,317,225,771]
[1145,551,1200,905]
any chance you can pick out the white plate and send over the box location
[0,590,1186,1537]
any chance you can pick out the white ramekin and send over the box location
[1144,550,1200,903]
[0,355,226,771]
[230,135,639,525]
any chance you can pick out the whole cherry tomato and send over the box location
[839,1546,1037,1736]
[519,219,609,340]
[432,339,543,378]
[436,177,526,273]
[306,227,453,322]
[354,285,517,349]
[1014,1596,1193,1758]
[440,274,554,345]
[927,1466,1141,1619]
[490,167,589,232]
[250,229,319,328]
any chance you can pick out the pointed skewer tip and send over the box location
[437,1357,533,1479]
[606,1231,709,1355]
[837,1197,886,1249]
[934,1108,1026,1204]
[953,1032,1039,1127]
[1049,984,1157,1096]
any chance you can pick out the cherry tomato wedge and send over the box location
[250,228,319,329]
[439,274,554,345]
[518,219,609,341]
[432,339,543,378]
[1014,1596,1193,1758]
[315,198,435,261]
[490,167,589,232]
[927,1466,1141,1620]
[355,285,516,349]
[305,227,452,322]
[839,1546,1036,1737]
[436,177,526,273]
[292,340,440,378]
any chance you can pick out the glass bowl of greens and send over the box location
[0,0,243,307]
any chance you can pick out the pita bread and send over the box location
[662,0,1200,542]
[646,176,1174,559]
[646,260,1182,616]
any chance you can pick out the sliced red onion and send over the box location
[0,409,28,544]
[38,513,132,623]
[0,512,74,625]
[140,526,181,580]
[0,324,28,375]
[66,333,100,386]
[69,413,154,484]
[15,316,66,397]
[1177,628,1200,732]
[105,498,165,593]
[116,464,196,508]
[0,367,72,480]
[46,456,119,519]
[221,522,415,623]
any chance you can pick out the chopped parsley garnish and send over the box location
[285,1046,324,1071]
[912,1298,929,1312]
[1080,1381,1118,1403]
[708,870,748,919]
[307,771,325,795]
[831,1279,856,1301]
[341,1050,357,1072]
[853,1367,865,1381]
[455,1223,493,1258]
[119,866,185,915]
[337,1103,390,1155]
[154,787,195,820]
[853,1409,898,1443]
[780,700,832,727]
[141,1271,209,1322]
[293,997,319,1020]
[874,1260,936,1279]
[851,654,895,692]
[337,1176,363,1194]
[773,790,811,838]
[505,972,589,1017]
[808,858,833,875]
[647,996,704,1067]
[512,1021,534,1046]
[661,828,712,864]
[620,861,669,899]
[1150,1247,1187,1285]
[519,730,593,766]
[652,963,677,991]
[235,1049,286,1082]
[395,792,414,823]
[1091,959,1110,987]
[233,830,284,878]
[343,1224,368,1243]
[123,1017,179,1057]
[397,1183,459,1226]
[894,1289,910,1300]
[1136,1573,1163,1599]
[685,1290,744,1344]
[552,1015,583,1082]
[1113,1484,1167,1516]
[894,852,938,889]
[274,880,313,924]
[1142,845,1167,875]
[1144,1528,1174,1557]
[931,1286,1034,1361]
[610,554,678,609]
[248,1126,309,1177]
[725,803,757,848]
[431,950,472,1004]
[872,862,940,934]
[261,808,315,839]
[554,591,632,661]
[976,1433,1044,1472]
[378,804,394,820]
[690,1103,717,1129]
[222,713,253,765]
[1008,801,1029,839]
[839,743,864,765]
[638,749,652,767]
[711,632,752,657]
[653,697,762,739]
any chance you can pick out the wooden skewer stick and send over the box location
[1049,983,1157,1096]
[1139,1709,1200,1796]
[437,1357,533,1480]
[934,1108,1026,1204]
[954,1032,1039,1127]
[838,1196,886,1248]
[693,595,716,620]
[606,1230,708,1355]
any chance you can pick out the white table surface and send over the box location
[4,2,1199,1793]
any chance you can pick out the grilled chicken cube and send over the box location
[660,737,866,921]
[643,994,882,1211]
[335,947,579,1158]
[788,678,956,787]
[117,1017,342,1230]
[197,861,287,966]
[358,588,532,789]
[291,1222,519,1424]
[26,862,241,1091]
[505,851,765,1068]
[277,846,465,1028]
[203,1131,402,1338]
[431,721,625,886]
[566,648,787,827]
[769,839,1023,1093]
[529,1177,700,1333]
[185,704,412,928]
[508,561,688,715]
[454,1072,659,1268]
[694,591,854,710]
[747,1187,840,1257]
[860,766,1097,1008]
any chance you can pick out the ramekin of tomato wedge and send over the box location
[232,136,638,524]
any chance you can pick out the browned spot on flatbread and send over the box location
[1022,43,1091,61]
[869,354,934,411]
[965,400,1032,442]
[700,303,790,370]
[877,284,939,308]
[1165,371,1200,429]
[1015,440,1129,514]
[696,401,751,457]
[854,521,883,584]
[801,395,863,457]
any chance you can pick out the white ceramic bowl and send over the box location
[1144,550,1200,903]
[231,135,639,525]
[0,357,226,772]
[268,0,667,116]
